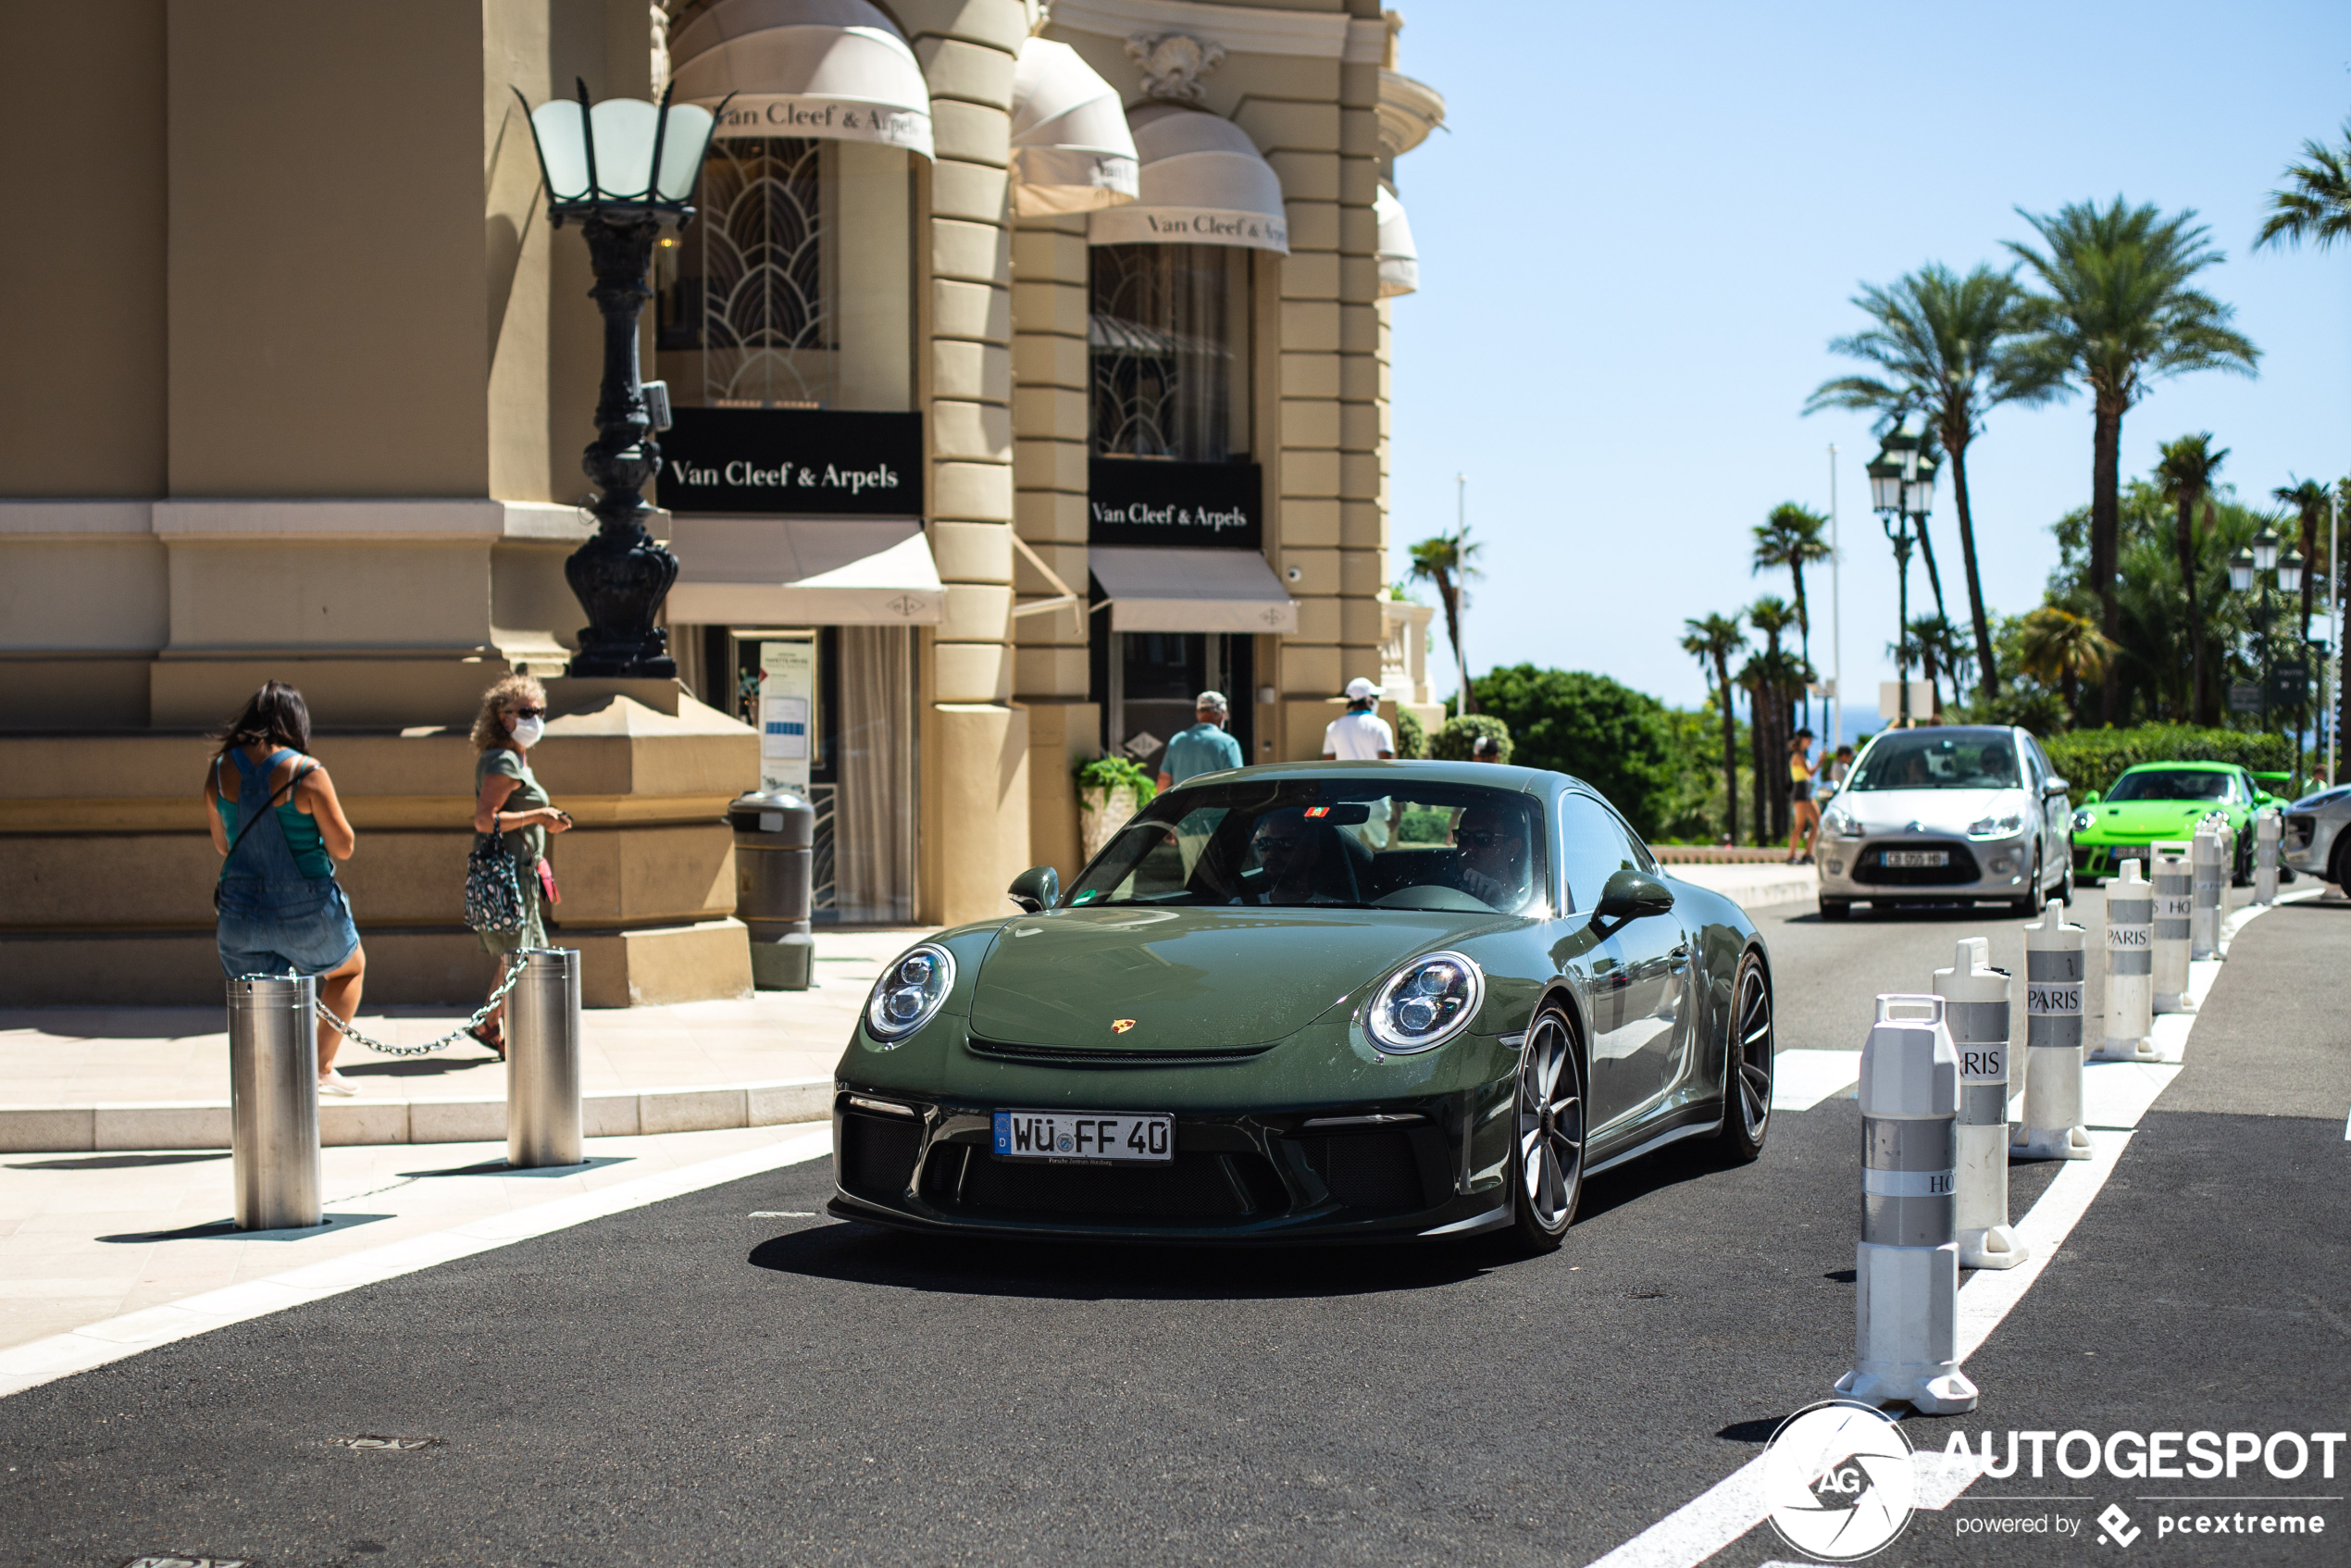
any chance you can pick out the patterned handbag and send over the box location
[464,837,527,934]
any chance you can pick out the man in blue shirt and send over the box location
[1158,691,1246,790]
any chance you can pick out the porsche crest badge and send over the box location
[1112,1018,1137,1034]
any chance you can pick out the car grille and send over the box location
[926,1144,1288,1225]
[1851,841,1983,886]
[964,1036,1274,1068]
[839,1111,923,1202]
[1291,1129,1424,1211]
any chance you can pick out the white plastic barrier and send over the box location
[2255,807,2281,905]
[2093,858,2157,1063]
[2013,900,2092,1161]
[2191,818,2227,961]
[1934,939,2024,1270]
[1835,993,1976,1413]
[2151,842,2194,1014]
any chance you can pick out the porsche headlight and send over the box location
[1823,806,1861,839]
[1364,951,1484,1053]
[865,943,955,1045]
[1967,813,2026,839]
[2071,808,2095,832]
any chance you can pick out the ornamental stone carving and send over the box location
[1126,31,1225,105]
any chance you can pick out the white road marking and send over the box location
[1769,1050,1860,1111]
[1584,894,2300,1568]
[0,1129,832,1401]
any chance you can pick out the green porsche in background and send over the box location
[829,761,1774,1252]
[2070,761,2270,882]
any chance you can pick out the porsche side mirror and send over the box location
[2082,790,2101,806]
[1594,868,1674,921]
[2043,777,2071,798]
[1007,865,1060,915]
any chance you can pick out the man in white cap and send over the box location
[1157,691,1245,790]
[1322,677,1396,761]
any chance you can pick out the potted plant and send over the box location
[1076,755,1156,861]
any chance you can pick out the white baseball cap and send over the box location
[1344,677,1383,701]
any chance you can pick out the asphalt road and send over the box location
[2,891,2342,1568]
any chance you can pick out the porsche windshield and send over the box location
[2105,768,2235,803]
[1847,731,2021,791]
[1064,779,1549,915]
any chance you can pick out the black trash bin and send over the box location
[730,790,815,990]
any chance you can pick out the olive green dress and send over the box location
[476,747,551,953]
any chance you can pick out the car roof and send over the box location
[2117,760,2238,772]
[1170,759,1566,797]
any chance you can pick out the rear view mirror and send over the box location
[1007,865,1060,915]
[1594,868,1674,922]
[2043,777,2070,798]
[2083,790,2102,806]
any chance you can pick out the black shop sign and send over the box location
[1088,458,1262,549]
[658,407,924,515]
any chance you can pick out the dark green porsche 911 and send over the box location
[828,761,1774,1251]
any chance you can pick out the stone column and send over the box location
[1336,56,1388,719]
[903,0,1032,924]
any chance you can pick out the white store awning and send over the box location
[1089,546,1298,634]
[670,0,933,157]
[1088,103,1287,253]
[665,516,943,625]
[1375,183,1419,297]
[1010,39,1138,216]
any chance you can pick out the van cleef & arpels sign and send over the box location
[1088,458,1262,549]
[658,407,924,516]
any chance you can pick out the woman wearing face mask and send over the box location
[466,674,572,1057]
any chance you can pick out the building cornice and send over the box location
[1048,0,1387,62]
[0,499,598,542]
[1376,68,1444,156]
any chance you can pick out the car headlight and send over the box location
[865,943,955,1045]
[1364,951,1485,1054]
[1968,814,2027,839]
[1823,807,1861,838]
[2071,808,2095,831]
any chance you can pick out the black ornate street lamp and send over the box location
[1867,416,1939,726]
[2230,527,2306,739]
[517,81,724,678]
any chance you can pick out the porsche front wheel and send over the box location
[1509,1007,1585,1253]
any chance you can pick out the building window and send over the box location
[1088,243,1250,461]
[656,137,913,412]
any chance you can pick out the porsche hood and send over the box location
[966,905,1508,1051]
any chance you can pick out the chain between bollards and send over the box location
[306,954,529,1058]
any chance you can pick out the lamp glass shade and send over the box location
[2280,548,2306,594]
[530,100,593,202]
[1866,455,1903,514]
[2229,548,2256,593]
[2253,527,2280,573]
[1903,477,1934,517]
[655,105,716,201]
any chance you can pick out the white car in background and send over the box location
[1812,725,2073,921]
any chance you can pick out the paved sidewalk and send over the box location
[0,928,928,1114]
[1665,861,1817,908]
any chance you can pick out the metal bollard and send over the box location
[2092,858,2157,1063]
[2254,808,2281,905]
[506,948,583,1168]
[228,974,323,1231]
[1934,939,2025,1270]
[731,790,816,990]
[1835,993,1977,1414]
[2151,842,2194,1014]
[2013,900,2093,1160]
[2190,820,2227,961]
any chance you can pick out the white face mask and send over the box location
[508,714,545,748]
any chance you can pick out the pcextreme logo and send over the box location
[1764,1400,1917,1562]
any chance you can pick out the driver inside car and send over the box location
[1449,804,1530,910]
[1243,807,1333,906]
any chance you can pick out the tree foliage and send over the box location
[1467,666,1678,839]
[1429,713,1511,765]
[2255,117,2351,255]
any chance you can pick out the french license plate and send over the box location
[992,1110,1173,1164]
[1883,849,1948,868]
[2105,845,2146,865]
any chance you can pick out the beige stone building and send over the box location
[0,0,1442,1005]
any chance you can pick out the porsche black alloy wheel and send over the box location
[1717,951,1772,1162]
[1510,1008,1584,1252]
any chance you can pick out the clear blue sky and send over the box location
[1384,1,2351,729]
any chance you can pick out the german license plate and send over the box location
[1883,850,1948,868]
[992,1110,1173,1164]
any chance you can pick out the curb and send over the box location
[0,1078,832,1154]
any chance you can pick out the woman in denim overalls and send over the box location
[203,680,366,1096]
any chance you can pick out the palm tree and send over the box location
[1806,264,2064,699]
[2275,478,2329,643]
[2155,434,2227,724]
[2254,118,2351,255]
[1408,528,1483,716]
[1682,613,1748,843]
[2007,199,2261,723]
[1747,597,1801,839]
[1898,615,1972,714]
[2018,604,2115,715]
[1751,502,1834,678]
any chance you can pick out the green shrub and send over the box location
[1467,666,1682,839]
[2040,725,2294,800]
[1074,753,1157,804]
[1395,708,1426,761]
[1430,714,1511,764]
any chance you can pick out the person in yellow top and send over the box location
[1786,728,1819,865]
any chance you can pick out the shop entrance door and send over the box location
[1105,632,1251,777]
